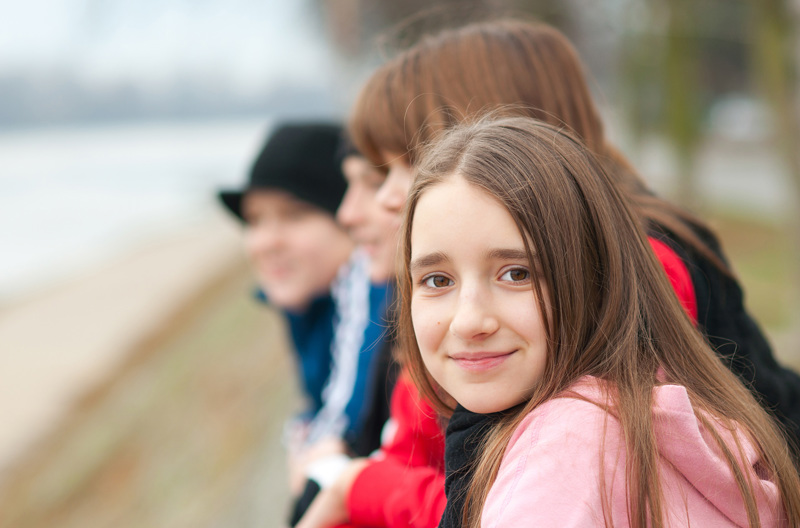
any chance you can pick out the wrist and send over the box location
[305,453,352,490]
[334,458,369,497]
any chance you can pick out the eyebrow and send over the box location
[409,252,450,274]
[487,248,530,261]
[409,248,531,274]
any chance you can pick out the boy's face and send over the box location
[375,152,415,217]
[243,189,353,312]
[338,155,402,283]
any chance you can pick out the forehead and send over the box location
[410,177,524,253]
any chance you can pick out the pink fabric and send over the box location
[483,376,786,527]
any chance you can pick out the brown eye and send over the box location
[423,275,454,288]
[501,268,530,282]
[434,276,450,287]
[510,269,528,281]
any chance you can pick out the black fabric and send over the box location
[651,222,800,453]
[218,122,348,220]
[288,479,321,527]
[440,405,503,528]
[345,337,400,456]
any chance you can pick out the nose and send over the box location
[336,187,362,229]
[449,288,500,341]
[245,221,285,256]
[376,169,411,214]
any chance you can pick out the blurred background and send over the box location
[0,0,798,526]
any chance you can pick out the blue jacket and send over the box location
[259,251,393,453]
[282,294,335,417]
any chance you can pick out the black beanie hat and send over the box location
[218,122,347,221]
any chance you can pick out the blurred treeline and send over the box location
[317,0,798,215]
[315,0,800,327]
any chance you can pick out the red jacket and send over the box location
[344,237,696,527]
[347,371,446,527]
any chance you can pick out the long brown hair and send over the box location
[349,18,727,271]
[398,117,800,527]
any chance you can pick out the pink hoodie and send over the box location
[483,376,786,527]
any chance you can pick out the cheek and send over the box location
[378,225,400,258]
[371,205,401,239]
[310,243,349,280]
[276,237,333,287]
[413,323,444,386]
[411,300,446,357]
[342,189,370,221]
[507,289,546,332]
[295,222,346,255]
[383,219,403,258]
[243,232,258,257]
[395,168,414,194]
[246,235,284,270]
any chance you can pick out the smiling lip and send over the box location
[353,237,378,254]
[450,351,515,372]
[361,242,380,256]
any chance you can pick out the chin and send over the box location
[268,290,310,312]
[458,393,524,415]
[459,398,508,415]
[368,267,394,284]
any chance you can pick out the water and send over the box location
[1,114,792,307]
[0,117,272,304]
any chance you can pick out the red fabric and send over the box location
[648,237,698,324]
[347,372,446,527]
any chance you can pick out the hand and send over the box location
[303,437,348,464]
[289,437,347,495]
[295,459,369,528]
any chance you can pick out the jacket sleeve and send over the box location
[347,372,447,527]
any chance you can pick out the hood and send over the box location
[651,383,783,526]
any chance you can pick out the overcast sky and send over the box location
[0,0,334,93]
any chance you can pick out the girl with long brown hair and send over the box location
[400,115,799,527]
[349,17,800,448]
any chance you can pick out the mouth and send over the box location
[258,263,294,280]
[360,241,383,256]
[449,351,515,372]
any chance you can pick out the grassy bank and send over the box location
[713,213,800,369]
[0,262,297,528]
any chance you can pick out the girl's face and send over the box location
[376,152,415,217]
[409,176,549,414]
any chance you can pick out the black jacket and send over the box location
[652,223,800,448]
